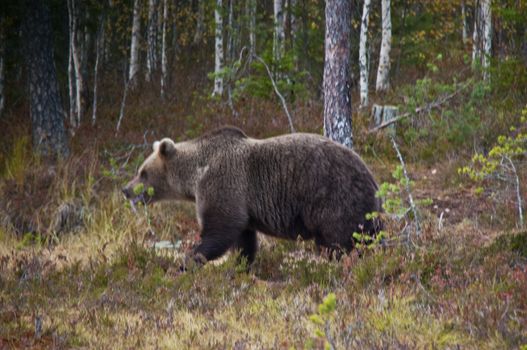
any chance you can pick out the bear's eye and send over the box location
[141,170,148,180]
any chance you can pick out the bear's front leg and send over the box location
[191,206,249,264]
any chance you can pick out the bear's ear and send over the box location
[153,141,160,151]
[158,138,176,159]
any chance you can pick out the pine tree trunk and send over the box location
[323,0,353,149]
[482,0,492,81]
[193,0,205,45]
[23,0,69,157]
[160,0,169,99]
[359,0,371,108]
[212,0,224,96]
[92,15,105,125]
[273,0,285,64]
[376,0,391,92]
[129,0,142,85]
[146,0,158,82]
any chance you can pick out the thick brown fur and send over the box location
[123,126,383,265]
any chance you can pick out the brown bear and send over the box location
[123,126,382,265]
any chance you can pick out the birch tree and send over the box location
[67,0,85,130]
[472,0,492,81]
[212,0,224,96]
[23,0,69,157]
[146,0,158,82]
[359,0,372,108]
[461,0,468,44]
[160,0,169,99]
[273,0,285,64]
[129,0,142,85]
[92,14,105,125]
[482,0,492,81]
[376,0,392,92]
[247,0,256,58]
[323,0,353,149]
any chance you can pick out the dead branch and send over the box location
[368,85,466,133]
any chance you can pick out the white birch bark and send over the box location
[146,0,158,82]
[359,0,371,108]
[273,0,285,64]
[248,0,256,58]
[129,0,142,84]
[482,0,492,81]
[67,0,84,129]
[461,0,468,44]
[472,1,481,66]
[160,0,169,99]
[227,0,234,63]
[212,0,224,96]
[376,0,391,92]
[92,15,104,125]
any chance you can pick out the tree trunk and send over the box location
[461,0,468,44]
[227,0,235,63]
[92,15,105,125]
[67,0,85,130]
[193,0,205,45]
[129,0,142,85]
[273,0,285,64]
[0,20,6,119]
[482,0,492,81]
[376,0,391,92]
[472,0,481,66]
[248,0,256,58]
[23,0,69,157]
[212,0,224,96]
[323,0,353,149]
[160,0,169,99]
[146,0,158,82]
[359,0,371,108]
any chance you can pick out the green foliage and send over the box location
[307,293,337,350]
[3,136,33,186]
[133,183,144,195]
[377,165,431,220]
[459,106,527,227]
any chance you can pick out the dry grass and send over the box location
[0,149,526,349]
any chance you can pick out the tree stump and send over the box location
[372,104,398,135]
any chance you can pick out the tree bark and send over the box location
[193,0,205,45]
[212,0,224,96]
[323,0,353,149]
[160,0,169,99]
[273,0,285,64]
[67,0,85,130]
[376,0,391,92]
[482,0,492,81]
[92,15,105,125]
[248,0,256,58]
[0,19,6,119]
[472,0,481,66]
[146,0,158,82]
[461,0,468,44]
[129,0,142,85]
[23,0,69,157]
[359,0,371,108]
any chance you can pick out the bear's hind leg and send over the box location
[235,229,258,264]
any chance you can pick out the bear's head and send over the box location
[122,138,178,204]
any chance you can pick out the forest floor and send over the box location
[0,147,525,349]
